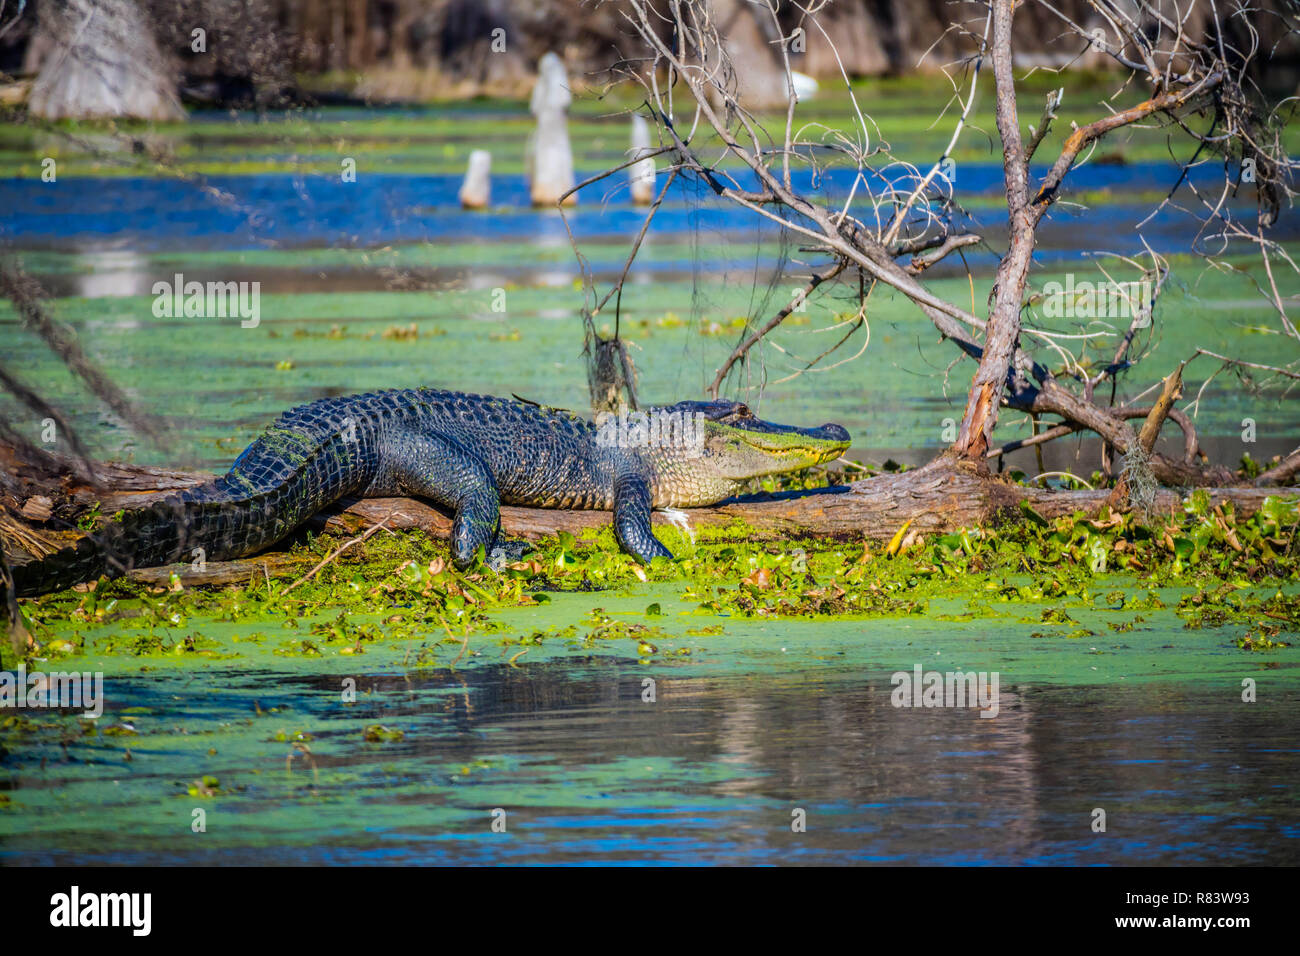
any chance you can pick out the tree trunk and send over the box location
[954,0,1030,462]
[27,0,184,121]
[348,0,369,68]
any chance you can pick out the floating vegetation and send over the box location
[9,493,1299,668]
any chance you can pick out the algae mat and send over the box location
[2,582,1296,865]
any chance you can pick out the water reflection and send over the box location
[2,660,1294,865]
[71,249,154,299]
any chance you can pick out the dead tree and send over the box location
[27,0,185,120]
[585,0,1296,496]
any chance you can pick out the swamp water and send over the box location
[1,105,1298,864]
[1,581,1297,865]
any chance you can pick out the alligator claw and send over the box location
[488,538,534,570]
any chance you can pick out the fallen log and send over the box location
[126,552,309,589]
[326,457,1295,544]
[5,455,1297,587]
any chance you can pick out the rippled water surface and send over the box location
[2,586,1296,865]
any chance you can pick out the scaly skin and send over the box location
[12,389,850,596]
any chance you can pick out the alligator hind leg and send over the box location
[380,430,502,569]
[614,473,673,563]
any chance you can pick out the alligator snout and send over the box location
[811,423,850,442]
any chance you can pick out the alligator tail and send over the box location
[10,484,292,598]
[9,397,377,598]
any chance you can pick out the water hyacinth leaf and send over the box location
[936,533,965,555]
[1019,500,1049,526]
[1259,496,1299,536]
[1086,536,1108,573]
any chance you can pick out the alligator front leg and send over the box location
[613,472,673,563]
[383,431,503,569]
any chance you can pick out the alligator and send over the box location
[11,388,850,597]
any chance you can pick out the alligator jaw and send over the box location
[644,400,852,500]
[707,419,852,480]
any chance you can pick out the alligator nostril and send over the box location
[820,423,851,442]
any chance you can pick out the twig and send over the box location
[1024,87,1064,163]
[1030,470,1094,489]
[906,234,982,275]
[451,631,470,667]
[280,517,392,595]
[707,260,847,397]
[1256,446,1300,487]
[1136,363,1187,455]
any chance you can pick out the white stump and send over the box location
[459,150,492,209]
[528,52,576,207]
[790,71,819,101]
[628,114,656,205]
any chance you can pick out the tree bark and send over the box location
[954,0,1031,462]
[27,0,184,121]
[1257,447,1300,486]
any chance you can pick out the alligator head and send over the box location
[642,399,851,506]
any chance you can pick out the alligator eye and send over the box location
[735,404,751,418]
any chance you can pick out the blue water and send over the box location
[1,163,1282,262]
